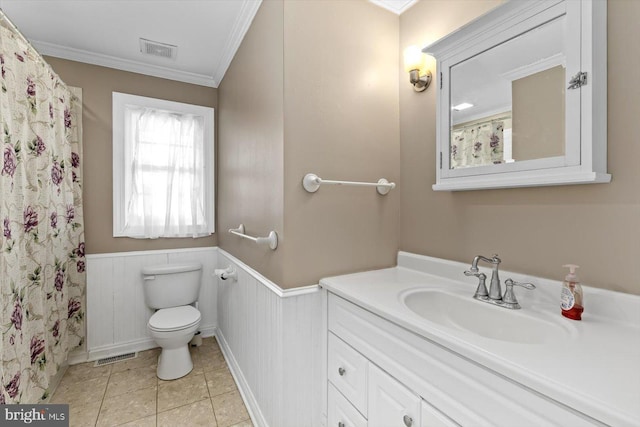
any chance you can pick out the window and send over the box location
[113,92,214,238]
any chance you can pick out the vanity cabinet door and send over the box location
[368,364,421,427]
[421,400,459,427]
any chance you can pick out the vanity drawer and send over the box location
[328,382,367,427]
[328,332,368,416]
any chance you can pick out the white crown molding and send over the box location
[369,0,418,15]
[32,39,218,87]
[29,0,262,88]
[212,0,262,86]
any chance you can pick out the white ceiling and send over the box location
[0,0,262,87]
[0,0,416,88]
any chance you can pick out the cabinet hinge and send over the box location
[440,152,443,169]
[440,72,443,89]
[568,71,587,89]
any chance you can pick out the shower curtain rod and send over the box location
[0,9,76,98]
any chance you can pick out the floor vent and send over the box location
[94,352,137,367]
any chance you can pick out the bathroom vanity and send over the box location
[320,252,640,427]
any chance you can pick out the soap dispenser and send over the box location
[560,264,583,320]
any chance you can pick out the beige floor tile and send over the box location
[110,348,160,373]
[56,336,251,427]
[205,367,237,397]
[105,365,157,398]
[158,398,217,427]
[190,349,207,372]
[200,344,223,358]
[211,391,250,427]
[201,337,221,351]
[68,401,102,427]
[96,385,156,427]
[115,414,156,427]
[51,375,108,406]
[202,350,227,373]
[61,362,112,386]
[158,372,210,412]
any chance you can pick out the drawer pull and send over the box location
[403,415,413,427]
[338,423,345,427]
[338,367,346,376]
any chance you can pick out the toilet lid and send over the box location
[148,306,201,332]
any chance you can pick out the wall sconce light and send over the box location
[404,45,433,92]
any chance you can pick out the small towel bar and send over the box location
[302,173,395,195]
[228,224,278,250]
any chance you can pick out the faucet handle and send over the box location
[503,278,535,309]
[504,278,535,290]
[466,271,489,300]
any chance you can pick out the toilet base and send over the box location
[157,345,193,380]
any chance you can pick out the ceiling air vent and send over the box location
[139,38,177,60]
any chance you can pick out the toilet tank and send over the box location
[141,262,203,309]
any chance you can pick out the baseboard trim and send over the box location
[43,362,69,403]
[69,323,218,365]
[217,329,268,427]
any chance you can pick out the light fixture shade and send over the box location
[423,54,436,75]
[403,45,425,73]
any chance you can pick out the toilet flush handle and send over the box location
[143,275,156,281]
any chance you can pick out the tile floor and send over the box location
[51,337,252,427]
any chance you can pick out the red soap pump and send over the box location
[560,264,584,320]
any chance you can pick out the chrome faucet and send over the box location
[464,254,535,310]
[466,254,502,301]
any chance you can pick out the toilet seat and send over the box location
[149,306,201,332]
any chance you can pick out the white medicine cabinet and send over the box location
[425,0,610,191]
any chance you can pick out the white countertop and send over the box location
[320,252,640,427]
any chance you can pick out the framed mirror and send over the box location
[425,0,610,191]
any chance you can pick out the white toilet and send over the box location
[141,262,203,380]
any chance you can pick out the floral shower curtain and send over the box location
[0,12,85,403]
[451,120,505,169]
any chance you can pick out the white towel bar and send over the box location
[302,173,395,195]
[228,224,278,250]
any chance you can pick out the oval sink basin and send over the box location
[402,289,569,344]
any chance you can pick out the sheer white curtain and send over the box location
[123,106,211,238]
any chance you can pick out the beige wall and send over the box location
[512,66,565,161]
[281,0,399,287]
[217,0,286,285]
[45,57,218,254]
[218,0,399,288]
[400,0,640,295]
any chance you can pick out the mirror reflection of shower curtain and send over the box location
[0,11,85,403]
[451,120,505,169]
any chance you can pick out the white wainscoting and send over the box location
[216,249,323,427]
[72,247,218,364]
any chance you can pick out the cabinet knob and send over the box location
[338,367,346,376]
[403,415,413,427]
[338,422,345,427]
